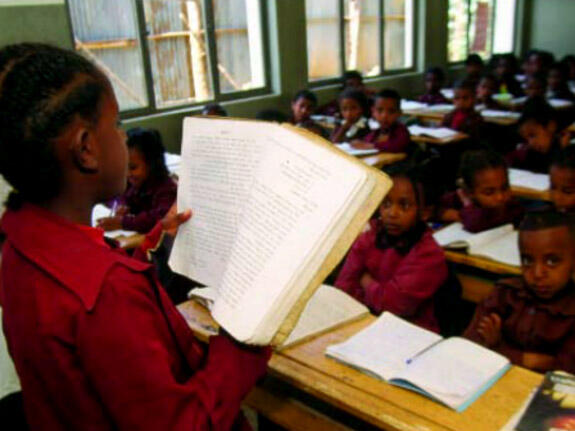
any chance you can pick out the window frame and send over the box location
[65,0,272,117]
[307,0,418,87]
[447,0,517,65]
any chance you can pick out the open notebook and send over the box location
[335,142,379,157]
[188,284,370,349]
[433,223,520,267]
[509,168,550,192]
[408,125,460,140]
[326,312,511,412]
[169,117,390,346]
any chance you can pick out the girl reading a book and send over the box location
[550,145,575,214]
[335,164,447,332]
[97,127,177,233]
[439,150,524,233]
[0,43,269,430]
[464,210,575,373]
[330,88,370,143]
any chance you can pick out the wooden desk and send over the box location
[444,250,521,277]
[359,152,406,168]
[404,109,519,126]
[511,185,551,201]
[178,301,543,431]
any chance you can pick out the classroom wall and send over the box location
[526,0,575,59]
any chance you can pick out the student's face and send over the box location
[525,77,546,98]
[291,97,314,123]
[519,120,555,154]
[339,98,363,123]
[344,77,363,90]
[466,64,482,77]
[526,54,543,77]
[496,59,511,78]
[477,78,496,100]
[96,90,128,199]
[550,166,575,213]
[128,148,150,189]
[453,88,475,110]
[371,98,401,129]
[379,177,419,237]
[520,226,575,299]
[425,73,442,93]
[548,69,564,91]
[468,167,512,209]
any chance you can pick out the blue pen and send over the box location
[405,339,444,365]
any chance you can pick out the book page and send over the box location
[480,110,520,119]
[401,100,428,111]
[432,222,474,248]
[392,337,510,410]
[280,285,369,349]
[408,125,459,139]
[509,168,550,191]
[0,175,11,217]
[549,98,574,108]
[465,223,514,251]
[212,124,369,343]
[335,143,379,157]
[325,312,442,381]
[471,230,520,267]
[169,118,264,287]
[426,104,454,113]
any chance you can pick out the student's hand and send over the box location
[350,140,375,150]
[360,272,375,289]
[97,216,124,231]
[160,203,192,237]
[456,188,473,207]
[477,313,502,347]
[522,352,556,372]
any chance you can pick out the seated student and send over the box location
[464,53,484,89]
[317,70,375,116]
[524,72,547,100]
[330,88,370,143]
[524,49,555,79]
[335,164,448,333]
[547,62,575,102]
[201,102,228,116]
[418,67,450,105]
[351,89,410,153]
[476,74,508,110]
[439,150,524,233]
[441,79,483,140]
[0,43,269,431]
[550,145,575,214]
[464,210,575,374]
[507,98,567,174]
[495,53,523,97]
[289,89,328,138]
[97,127,177,234]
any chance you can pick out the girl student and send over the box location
[335,163,448,333]
[465,209,575,374]
[329,88,370,143]
[0,43,269,430]
[439,150,524,233]
[97,127,177,234]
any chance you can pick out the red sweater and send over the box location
[363,122,411,153]
[0,204,268,431]
[335,225,447,332]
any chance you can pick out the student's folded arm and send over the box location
[77,269,267,431]
[334,233,371,302]
[364,243,447,316]
[122,188,176,233]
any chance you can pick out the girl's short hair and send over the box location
[459,150,507,190]
[338,88,369,116]
[127,128,169,182]
[0,43,108,210]
[292,89,318,105]
[518,97,557,127]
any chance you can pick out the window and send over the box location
[67,0,268,113]
[447,0,516,63]
[306,0,414,82]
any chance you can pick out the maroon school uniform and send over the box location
[439,191,525,233]
[464,277,575,373]
[363,122,410,153]
[0,204,268,431]
[120,175,177,233]
[418,92,449,105]
[441,108,483,139]
[335,221,447,332]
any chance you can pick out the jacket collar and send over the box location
[1,203,150,311]
[499,277,575,317]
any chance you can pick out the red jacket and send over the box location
[363,122,411,153]
[0,204,268,431]
[335,225,447,332]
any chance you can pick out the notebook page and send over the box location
[509,168,550,191]
[212,125,368,343]
[169,118,264,288]
[480,110,521,119]
[465,224,514,251]
[401,100,428,110]
[392,337,510,410]
[408,126,459,139]
[471,230,520,267]
[426,104,454,113]
[0,175,11,217]
[326,312,442,381]
[336,143,379,157]
[432,223,474,248]
[549,98,574,108]
[280,285,369,348]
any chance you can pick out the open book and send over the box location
[433,223,520,267]
[169,117,390,345]
[408,125,460,140]
[326,312,511,412]
[335,142,379,157]
[189,284,370,349]
[509,168,550,192]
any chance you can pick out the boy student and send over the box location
[418,67,449,105]
[465,210,575,374]
[290,89,328,138]
[351,89,410,153]
[0,43,269,430]
[441,79,483,140]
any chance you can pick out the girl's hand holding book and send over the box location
[160,203,192,237]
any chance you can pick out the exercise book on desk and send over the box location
[408,125,460,140]
[433,223,520,267]
[169,117,391,346]
[335,142,379,157]
[325,312,511,412]
[509,169,550,192]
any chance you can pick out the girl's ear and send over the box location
[69,120,99,173]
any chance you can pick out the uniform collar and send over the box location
[499,277,575,317]
[1,203,150,311]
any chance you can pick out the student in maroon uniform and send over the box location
[330,88,370,143]
[418,67,449,105]
[442,79,483,141]
[0,43,269,431]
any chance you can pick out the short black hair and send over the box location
[292,89,318,105]
[338,88,369,115]
[518,97,557,127]
[459,150,507,190]
[127,128,169,183]
[465,54,483,67]
[256,109,289,123]
[374,89,401,109]
[479,73,498,85]
[552,145,575,170]
[519,208,575,240]
[425,66,445,82]
[201,103,227,116]
[453,78,476,93]
[0,43,109,210]
[383,161,428,208]
[343,70,363,83]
